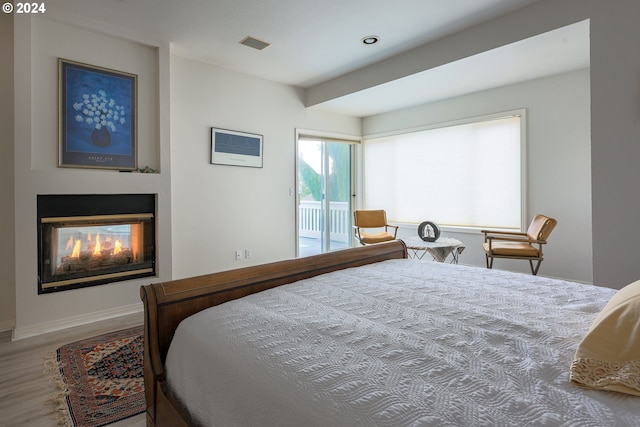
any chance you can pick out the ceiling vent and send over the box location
[239,36,271,51]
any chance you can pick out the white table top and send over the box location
[403,236,465,249]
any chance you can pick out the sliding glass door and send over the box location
[297,136,355,256]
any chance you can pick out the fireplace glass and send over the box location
[37,194,156,294]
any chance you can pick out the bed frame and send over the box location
[140,240,407,426]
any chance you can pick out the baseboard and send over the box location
[0,319,16,343]
[0,318,16,330]
[12,303,143,340]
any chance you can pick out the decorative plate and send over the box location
[418,221,440,242]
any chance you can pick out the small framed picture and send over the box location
[211,128,263,168]
[59,59,137,170]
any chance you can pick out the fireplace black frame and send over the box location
[37,194,157,294]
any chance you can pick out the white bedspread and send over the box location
[165,259,640,426]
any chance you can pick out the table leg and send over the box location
[408,248,427,260]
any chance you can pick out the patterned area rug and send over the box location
[46,325,145,427]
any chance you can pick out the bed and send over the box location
[140,240,640,426]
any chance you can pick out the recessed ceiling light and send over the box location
[361,36,380,45]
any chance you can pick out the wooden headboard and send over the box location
[140,240,407,426]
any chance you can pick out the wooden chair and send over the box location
[353,210,398,245]
[481,214,557,275]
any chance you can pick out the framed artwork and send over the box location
[211,127,263,168]
[58,59,137,170]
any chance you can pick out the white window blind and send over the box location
[363,114,522,229]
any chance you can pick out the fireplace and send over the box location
[37,194,156,294]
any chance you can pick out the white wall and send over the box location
[0,13,16,331]
[170,56,361,279]
[587,0,640,289]
[363,69,592,283]
[11,15,172,338]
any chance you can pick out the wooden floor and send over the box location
[0,312,146,427]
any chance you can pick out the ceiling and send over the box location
[50,0,589,117]
[313,20,590,116]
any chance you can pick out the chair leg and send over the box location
[486,255,493,269]
[530,260,542,275]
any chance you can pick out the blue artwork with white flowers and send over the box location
[61,61,136,168]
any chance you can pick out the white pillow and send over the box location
[570,280,640,396]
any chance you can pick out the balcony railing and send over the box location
[298,201,350,243]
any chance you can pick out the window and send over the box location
[363,112,524,230]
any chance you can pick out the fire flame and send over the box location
[71,240,81,258]
[93,234,102,255]
[64,229,132,261]
[66,234,125,258]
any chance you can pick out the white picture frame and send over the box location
[210,127,263,168]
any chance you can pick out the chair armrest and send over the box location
[482,229,527,244]
[480,229,527,236]
[485,234,548,245]
[530,239,548,245]
[485,234,530,243]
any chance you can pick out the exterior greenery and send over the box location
[299,143,350,202]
